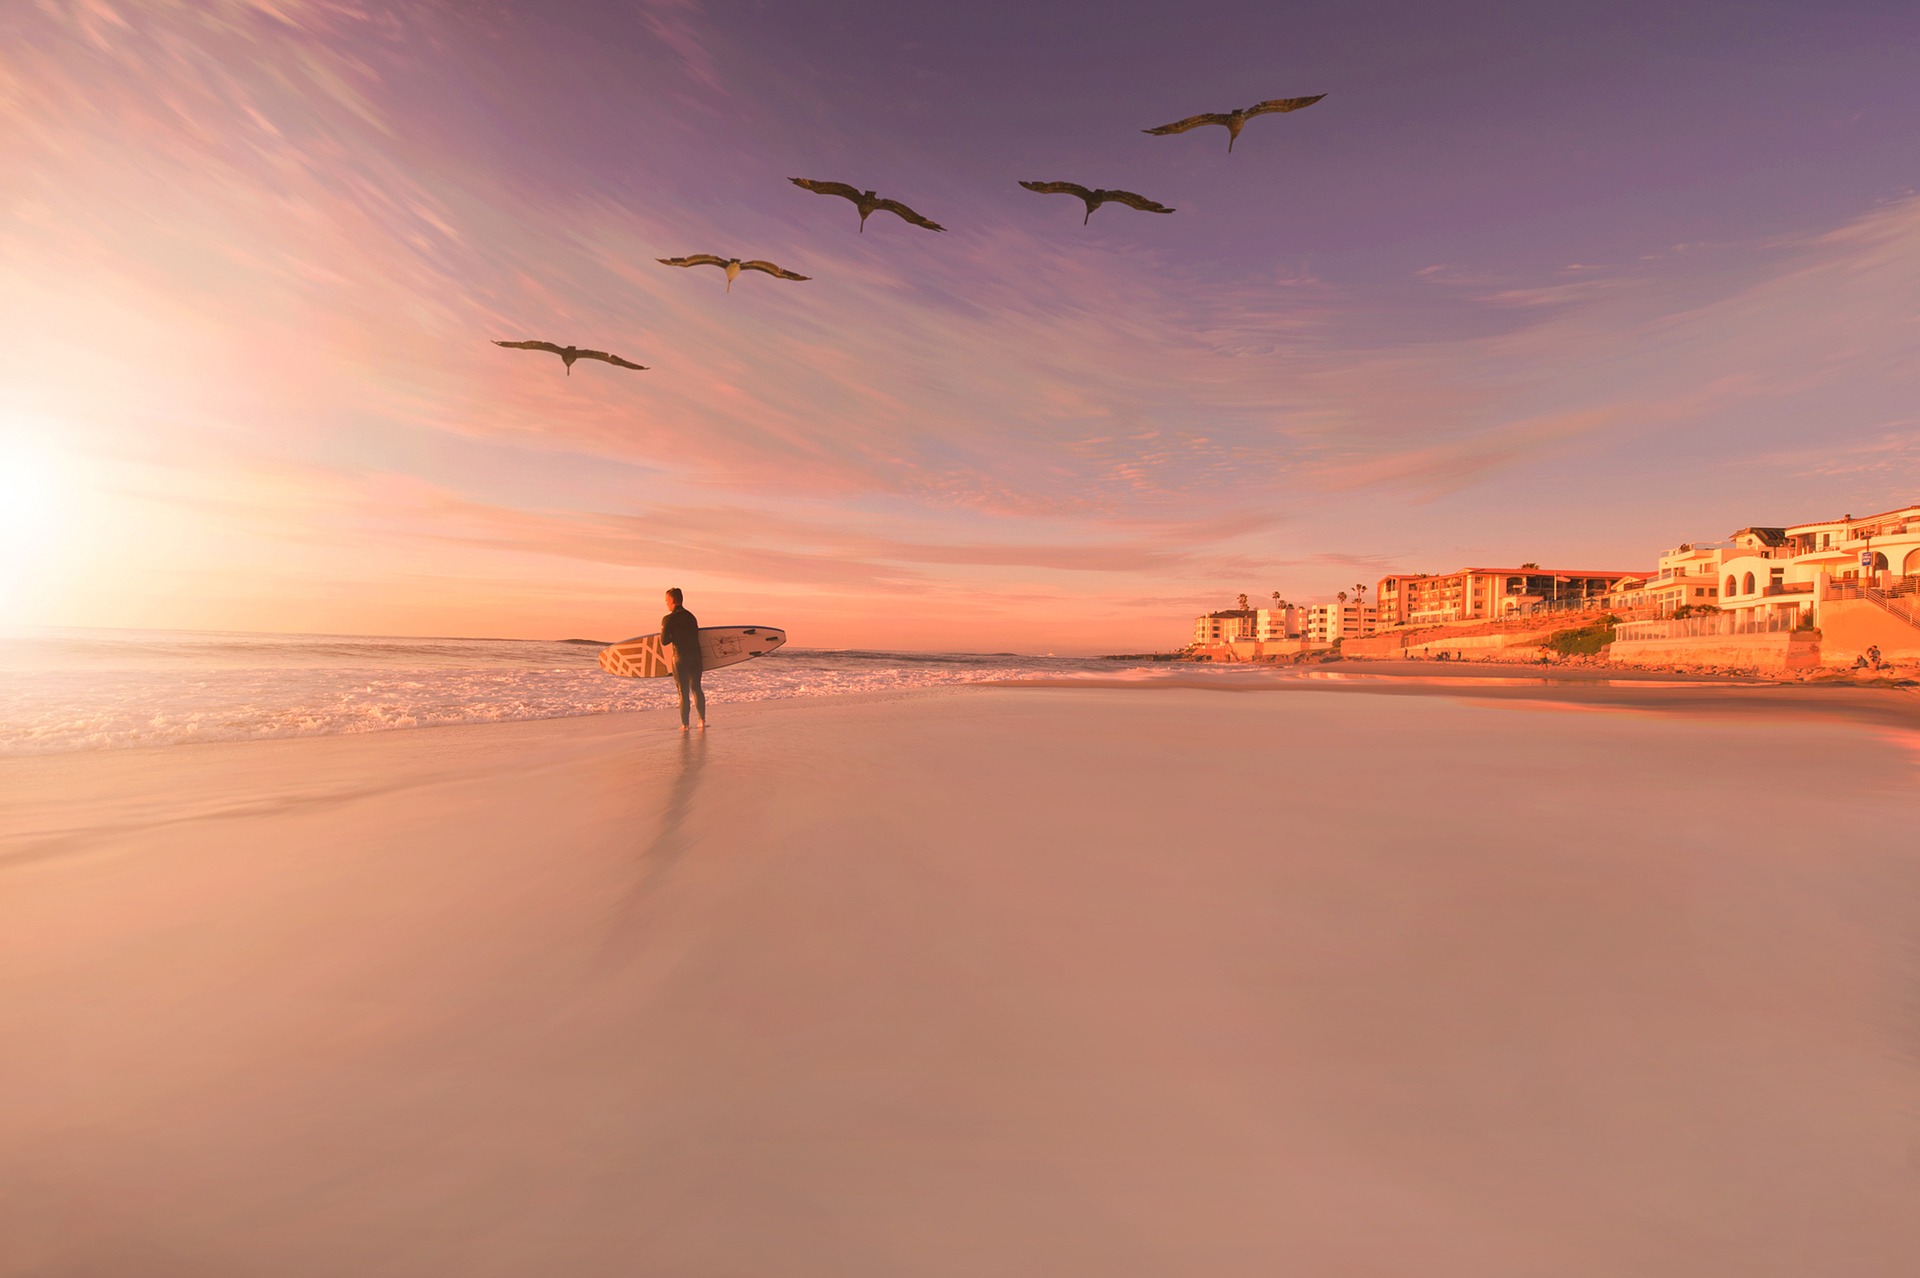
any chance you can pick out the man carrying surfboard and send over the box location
[662,588,706,731]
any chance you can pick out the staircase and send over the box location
[1819,580,1920,662]
[1828,579,1920,629]
[1864,587,1920,629]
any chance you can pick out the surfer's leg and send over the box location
[675,667,692,729]
[692,671,707,727]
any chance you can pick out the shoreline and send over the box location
[995,660,1920,733]
[1145,649,1920,683]
[7,656,1919,766]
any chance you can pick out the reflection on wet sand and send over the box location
[605,730,709,929]
[1291,670,1748,689]
[996,664,1920,733]
[5,689,1919,1275]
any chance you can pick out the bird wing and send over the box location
[493,339,565,355]
[741,260,810,281]
[789,178,863,202]
[657,254,729,269]
[872,197,944,231]
[1102,189,1175,215]
[1247,93,1327,116]
[1019,180,1093,199]
[1142,111,1232,136]
[574,349,649,370]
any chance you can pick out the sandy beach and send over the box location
[4,679,1918,1276]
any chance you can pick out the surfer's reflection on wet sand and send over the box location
[599,732,708,945]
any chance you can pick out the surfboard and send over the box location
[596,626,787,679]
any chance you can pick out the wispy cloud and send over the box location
[637,0,725,95]
[5,1,1918,646]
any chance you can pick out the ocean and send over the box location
[0,627,1152,755]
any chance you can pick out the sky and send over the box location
[2,0,1917,652]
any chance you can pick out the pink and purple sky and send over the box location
[3,0,1917,651]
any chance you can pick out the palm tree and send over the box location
[1353,583,1366,602]
[1271,591,1281,609]
[1337,590,1348,605]
[1237,593,1250,612]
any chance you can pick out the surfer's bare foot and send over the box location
[679,723,689,733]
[697,719,707,730]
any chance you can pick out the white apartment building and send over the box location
[1300,601,1377,644]
[1718,506,1920,624]
[1192,609,1257,646]
[1255,606,1304,641]
[1607,542,1725,615]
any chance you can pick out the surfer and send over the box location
[662,588,706,731]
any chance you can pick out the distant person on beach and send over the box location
[662,588,705,731]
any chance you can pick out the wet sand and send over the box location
[3,682,1918,1276]
[1049,660,1920,731]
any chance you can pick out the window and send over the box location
[1725,575,1737,596]
[1743,572,1755,594]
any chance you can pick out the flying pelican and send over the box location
[491,340,649,375]
[656,255,810,291]
[788,178,945,233]
[1018,181,1174,225]
[1142,93,1326,151]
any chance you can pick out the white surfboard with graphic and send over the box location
[597,626,787,679]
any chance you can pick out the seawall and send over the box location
[1816,598,1920,665]
[1607,630,1820,673]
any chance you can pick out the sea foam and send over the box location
[0,629,1147,755]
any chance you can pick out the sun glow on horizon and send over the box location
[3,3,1916,647]
[0,431,75,621]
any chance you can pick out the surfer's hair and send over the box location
[666,587,683,605]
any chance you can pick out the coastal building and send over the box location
[1651,543,1725,613]
[1602,574,1651,613]
[1374,566,1639,627]
[1717,506,1920,625]
[1189,601,1365,653]
[1300,601,1376,644]
[1192,609,1257,646]
[1256,606,1303,641]
[1605,543,1724,616]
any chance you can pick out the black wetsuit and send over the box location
[662,606,705,725]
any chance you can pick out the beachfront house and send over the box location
[1606,543,1724,616]
[1716,506,1920,627]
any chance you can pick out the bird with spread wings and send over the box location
[491,341,649,375]
[1018,181,1175,225]
[788,179,945,233]
[656,255,811,291]
[1143,94,1326,151]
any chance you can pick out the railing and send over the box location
[1828,579,1920,629]
[1505,596,1621,616]
[1614,612,1802,642]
